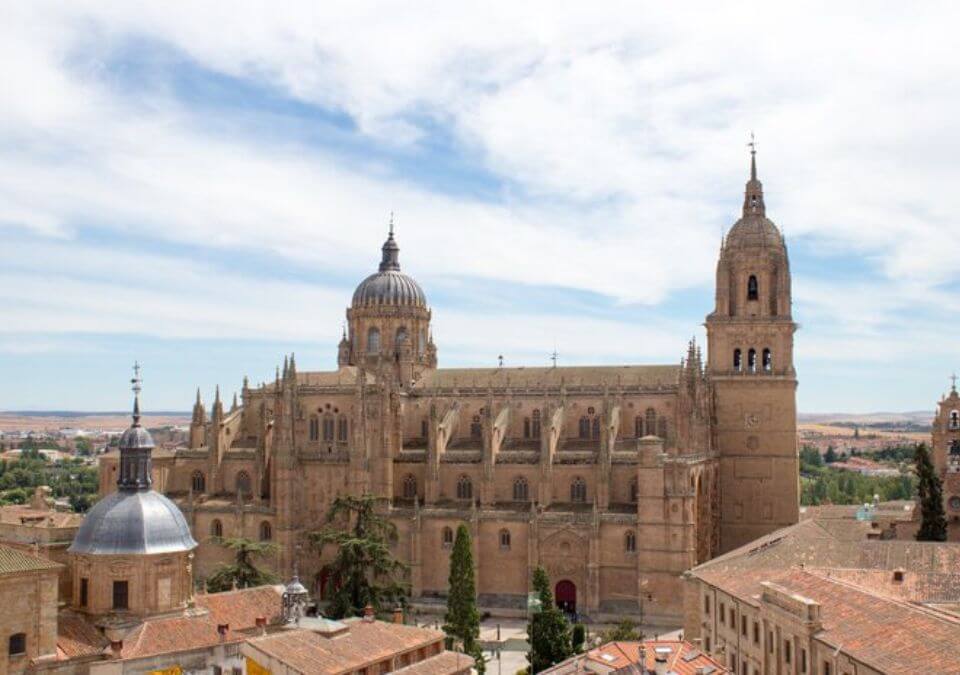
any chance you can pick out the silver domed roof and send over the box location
[69,490,197,555]
[351,227,427,308]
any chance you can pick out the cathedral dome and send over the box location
[725,215,784,250]
[69,490,197,555]
[351,227,427,309]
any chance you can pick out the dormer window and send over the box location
[747,275,759,301]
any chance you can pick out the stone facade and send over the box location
[98,155,799,624]
[0,546,61,675]
[930,382,960,540]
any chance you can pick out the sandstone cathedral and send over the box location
[98,150,800,624]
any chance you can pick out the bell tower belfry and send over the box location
[706,145,800,553]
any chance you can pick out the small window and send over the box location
[762,348,772,373]
[578,417,590,439]
[456,475,473,501]
[499,529,511,550]
[403,474,417,500]
[235,471,251,497]
[191,471,205,493]
[753,621,759,644]
[570,477,587,503]
[8,633,25,656]
[211,519,223,538]
[747,275,759,301]
[729,608,735,627]
[322,417,335,441]
[720,602,725,625]
[523,418,531,438]
[531,410,541,439]
[80,577,89,607]
[624,530,636,553]
[470,416,482,438]
[747,348,757,373]
[823,662,832,675]
[113,580,129,610]
[259,521,272,541]
[784,640,792,664]
[635,415,644,437]
[741,615,747,636]
[951,410,960,430]
[337,416,349,442]
[309,417,319,441]
[704,595,710,614]
[442,527,454,548]
[513,476,529,502]
[367,327,381,353]
[733,348,742,371]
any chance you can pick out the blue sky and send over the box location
[1,3,959,413]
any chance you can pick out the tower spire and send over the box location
[743,133,765,217]
[131,361,142,426]
[379,214,401,272]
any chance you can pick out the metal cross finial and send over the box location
[747,131,757,155]
[951,373,957,391]
[389,211,394,236]
[131,361,142,393]
[550,349,559,369]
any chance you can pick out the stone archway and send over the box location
[555,579,576,614]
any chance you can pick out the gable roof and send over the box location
[0,544,61,575]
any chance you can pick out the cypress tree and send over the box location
[527,566,572,673]
[443,525,484,670]
[915,443,948,542]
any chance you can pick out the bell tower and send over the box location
[706,144,799,553]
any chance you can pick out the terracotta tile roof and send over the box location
[0,543,62,575]
[0,505,83,528]
[195,584,284,629]
[246,620,446,675]
[391,650,475,675]
[542,640,727,675]
[55,612,109,660]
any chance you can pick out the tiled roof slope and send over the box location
[416,365,681,389]
[0,543,61,574]
[542,640,727,675]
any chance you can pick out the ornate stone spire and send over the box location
[117,362,155,491]
[743,133,765,217]
[379,214,401,272]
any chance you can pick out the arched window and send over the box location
[235,471,251,497]
[951,411,960,430]
[747,348,757,373]
[578,417,590,439]
[322,416,335,441]
[456,475,473,501]
[403,474,417,499]
[733,348,742,372]
[395,326,408,346]
[762,348,772,373]
[367,327,381,353]
[570,477,587,503]
[629,477,638,503]
[337,416,349,442]
[591,417,600,439]
[531,410,541,439]
[513,476,529,502]
[625,530,637,554]
[9,632,26,656]
[747,275,759,301]
[470,416,482,439]
[499,529,511,550]
[523,418,531,438]
[259,521,272,541]
[635,415,644,437]
[211,519,223,538]
[309,416,319,441]
[442,527,454,548]
[645,408,657,436]
[191,471,205,493]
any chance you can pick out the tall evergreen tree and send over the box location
[443,524,484,672]
[311,494,408,618]
[526,566,572,673]
[915,443,948,542]
[205,537,279,592]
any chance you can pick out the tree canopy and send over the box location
[205,537,279,592]
[915,443,948,542]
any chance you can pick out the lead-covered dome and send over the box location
[69,490,197,555]
[351,227,427,308]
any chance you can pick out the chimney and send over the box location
[255,616,267,635]
[393,605,404,625]
[217,623,229,641]
[110,640,123,657]
[363,604,375,622]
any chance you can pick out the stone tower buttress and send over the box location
[706,148,800,553]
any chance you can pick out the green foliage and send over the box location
[443,525,483,671]
[915,443,948,542]
[0,454,99,510]
[20,437,58,451]
[872,445,918,464]
[823,446,838,464]
[74,437,93,456]
[571,623,586,654]
[799,445,823,472]
[526,566,572,673]
[599,618,644,642]
[205,537,279,592]
[800,465,915,506]
[311,494,408,619]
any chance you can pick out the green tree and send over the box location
[823,446,838,464]
[599,618,644,642]
[205,537,279,592]
[571,623,586,654]
[311,494,408,619]
[443,524,484,672]
[527,567,572,673]
[915,443,948,542]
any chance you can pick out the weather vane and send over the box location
[131,361,142,394]
[747,131,757,155]
[550,348,559,369]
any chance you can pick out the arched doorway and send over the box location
[555,580,576,615]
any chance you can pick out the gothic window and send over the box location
[532,409,541,439]
[403,474,417,499]
[629,477,639,503]
[112,580,129,610]
[513,476,529,501]
[259,521,272,541]
[951,410,960,430]
[747,348,757,373]
[645,408,657,436]
[322,417,335,442]
[625,530,637,553]
[442,527,454,548]
[9,633,25,656]
[191,470,205,493]
[337,416,349,442]
[657,417,668,439]
[309,417,319,441]
[635,415,644,437]
[578,417,590,439]
[591,417,600,439]
[733,348,742,372]
[747,274,759,301]
[523,418,531,438]
[421,418,429,439]
[211,519,223,537]
[367,327,381,353]
[470,416,482,439]
[762,348,772,373]
[456,475,473,501]
[236,471,251,497]
[499,529,511,550]
[570,476,587,503]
